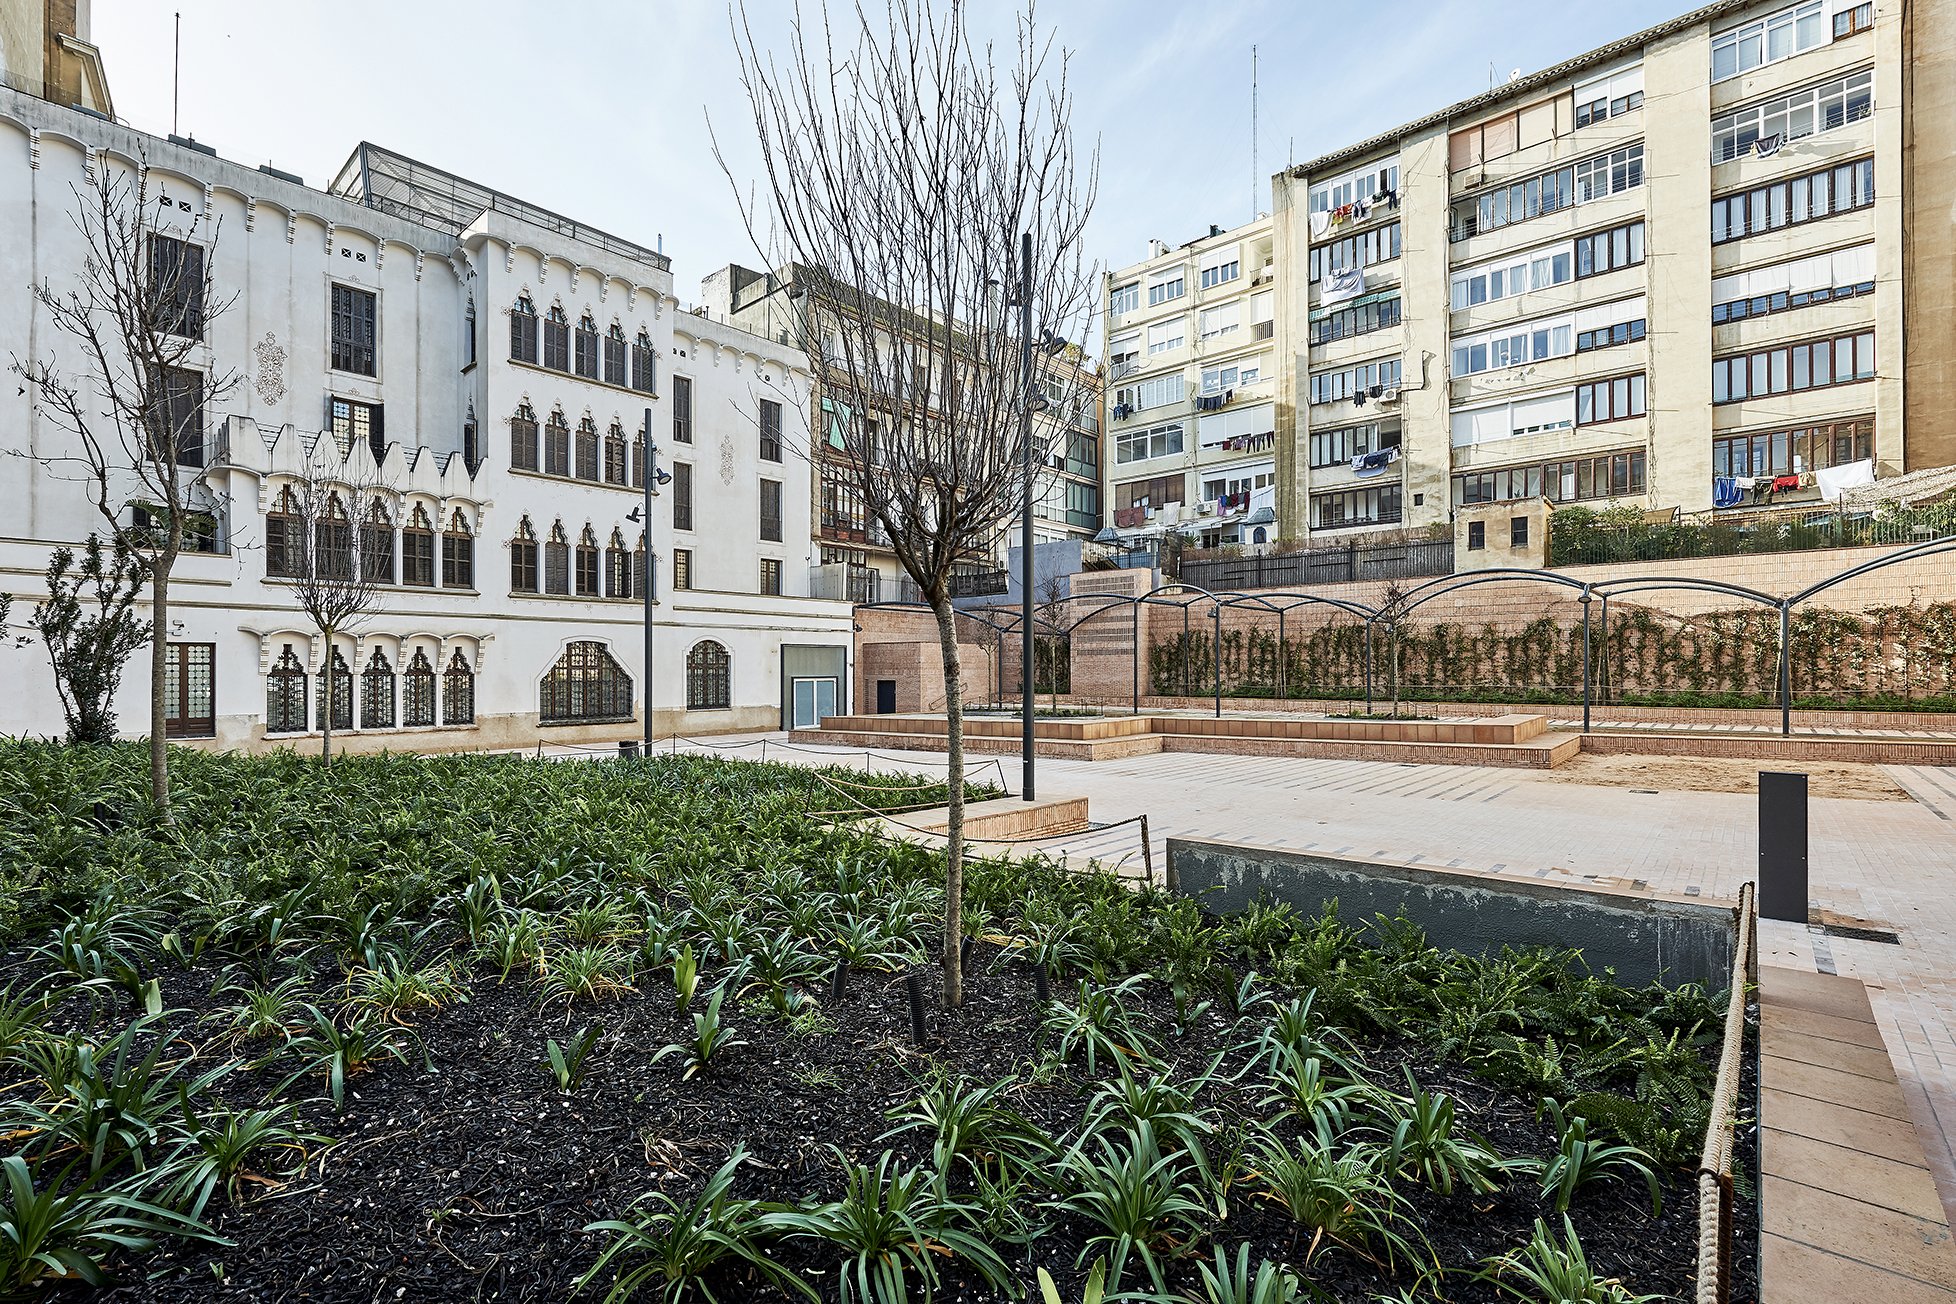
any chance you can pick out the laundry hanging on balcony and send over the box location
[1712,476,1745,509]
[1322,266,1365,305]
[1349,447,1399,477]
[1813,458,1875,501]
[1310,209,1331,238]
[1752,133,1783,158]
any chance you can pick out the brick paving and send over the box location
[599,731,1956,1224]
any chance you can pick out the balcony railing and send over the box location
[948,568,1009,598]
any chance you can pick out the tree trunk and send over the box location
[148,564,171,821]
[932,597,965,1009]
[320,630,335,767]
[1391,628,1401,719]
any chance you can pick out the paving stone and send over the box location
[1765,1132,1948,1221]
[1761,1233,1956,1302]
[1763,1174,1956,1289]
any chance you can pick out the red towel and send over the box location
[1771,474,1801,492]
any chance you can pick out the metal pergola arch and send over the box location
[851,535,1956,736]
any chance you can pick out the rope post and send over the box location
[1131,600,1140,716]
[1277,609,1287,702]
[1779,601,1793,737]
[1182,602,1191,699]
[1140,814,1154,886]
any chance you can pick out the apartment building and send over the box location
[0,10,851,751]
[1103,219,1282,547]
[1268,0,1953,541]
[703,262,1105,602]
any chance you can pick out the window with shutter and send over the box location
[330,284,378,375]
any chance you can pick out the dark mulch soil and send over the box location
[50,941,1728,1303]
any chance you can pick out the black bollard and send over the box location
[1032,962,1051,1005]
[1759,771,1810,923]
[827,958,850,1004]
[904,972,929,1044]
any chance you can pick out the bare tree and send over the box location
[1376,579,1411,720]
[12,156,239,816]
[721,0,1097,1006]
[274,442,394,765]
[1035,573,1069,711]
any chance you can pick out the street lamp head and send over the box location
[1024,389,1051,415]
[1036,329,1068,356]
[654,467,673,487]
[625,506,643,523]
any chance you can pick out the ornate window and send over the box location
[632,330,657,394]
[575,525,600,597]
[465,295,477,368]
[403,504,435,586]
[760,398,783,462]
[360,647,395,728]
[631,428,646,488]
[672,376,693,443]
[604,324,628,386]
[543,305,571,372]
[403,648,436,727]
[266,485,305,577]
[317,648,353,732]
[686,641,731,710]
[540,641,634,723]
[463,404,480,474]
[360,501,394,584]
[575,416,600,481]
[442,510,475,589]
[544,521,570,595]
[315,494,353,582]
[604,422,628,485]
[510,294,539,363]
[442,651,476,725]
[544,409,571,476]
[511,517,539,593]
[604,528,633,598]
[266,645,307,733]
[511,402,539,472]
[575,314,600,379]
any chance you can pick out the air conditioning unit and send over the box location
[1377,386,1402,405]
[1197,500,1216,516]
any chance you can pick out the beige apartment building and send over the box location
[1199,0,1955,545]
[1102,220,1282,546]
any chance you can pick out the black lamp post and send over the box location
[625,405,673,755]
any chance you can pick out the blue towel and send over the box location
[1712,476,1743,509]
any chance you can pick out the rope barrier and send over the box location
[804,770,1153,863]
[532,733,1010,793]
[1695,880,1756,1304]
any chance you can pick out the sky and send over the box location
[93,0,1688,313]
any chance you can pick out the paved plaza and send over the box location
[601,733,1956,1222]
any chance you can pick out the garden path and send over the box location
[563,734,1956,1229]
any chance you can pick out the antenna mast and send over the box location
[1251,44,1259,220]
[173,12,181,135]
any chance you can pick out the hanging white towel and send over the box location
[1322,266,1365,305]
[1812,458,1875,501]
[1309,209,1331,238]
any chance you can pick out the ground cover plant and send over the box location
[0,739,1739,1300]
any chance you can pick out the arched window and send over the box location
[575,525,600,597]
[403,504,435,586]
[511,517,539,593]
[575,416,600,481]
[686,640,731,710]
[442,509,475,589]
[360,500,394,584]
[466,295,478,368]
[604,323,628,386]
[403,648,436,727]
[442,650,476,725]
[540,641,634,723]
[544,409,571,476]
[544,521,570,595]
[631,427,646,488]
[510,401,539,472]
[266,485,304,577]
[318,648,353,732]
[316,494,353,581]
[575,313,600,380]
[1252,526,1268,545]
[605,528,633,599]
[603,421,628,486]
[543,305,570,372]
[267,645,307,733]
[463,400,480,474]
[361,647,395,728]
[632,330,657,394]
[510,294,538,364]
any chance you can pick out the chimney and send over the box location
[1148,239,1167,259]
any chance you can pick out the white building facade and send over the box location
[0,93,851,754]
